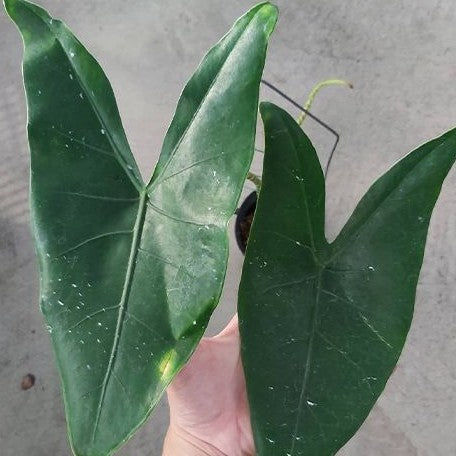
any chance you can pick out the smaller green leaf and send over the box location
[239,102,456,456]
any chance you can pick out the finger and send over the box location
[166,338,206,395]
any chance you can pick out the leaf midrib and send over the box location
[91,190,147,441]
[289,271,322,455]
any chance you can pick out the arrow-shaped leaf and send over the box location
[4,0,278,454]
[239,102,456,455]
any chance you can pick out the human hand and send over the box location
[162,314,254,456]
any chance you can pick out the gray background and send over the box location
[1,1,455,455]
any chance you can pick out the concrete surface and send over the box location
[1,0,455,455]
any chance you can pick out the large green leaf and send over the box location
[4,0,278,454]
[239,102,456,455]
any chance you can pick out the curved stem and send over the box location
[297,79,353,126]
[246,171,262,193]
[246,78,353,193]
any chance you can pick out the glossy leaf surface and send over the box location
[4,0,278,454]
[239,102,456,455]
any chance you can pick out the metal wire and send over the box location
[260,79,340,178]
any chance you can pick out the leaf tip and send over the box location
[3,0,15,15]
[259,101,278,122]
[4,0,31,14]
[258,2,278,17]
[257,2,279,33]
[3,0,33,26]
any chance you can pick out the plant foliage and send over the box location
[4,0,277,454]
[239,102,456,455]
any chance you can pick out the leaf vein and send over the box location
[53,129,115,159]
[147,201,210,227]
[57,191,139,203]
[157,151,227,184]
[64,305,120,332]
[56,230,133,256]
[125,311,168,342]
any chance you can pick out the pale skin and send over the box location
[162,314,254,456]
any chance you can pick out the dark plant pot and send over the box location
[235,191,258,254]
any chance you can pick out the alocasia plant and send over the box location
[239,102,456,455]
[5,0,455,454]
[4,0,277,454]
